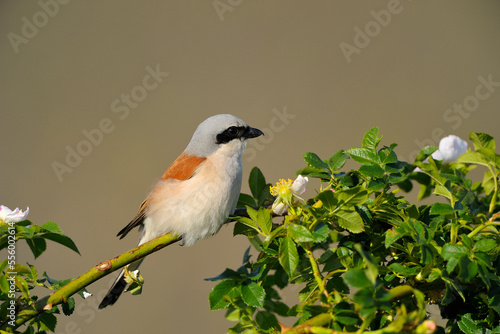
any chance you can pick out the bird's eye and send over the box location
[227,127,239,136]
[216,126,246,144]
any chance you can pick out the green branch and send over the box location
[1,232,180,331]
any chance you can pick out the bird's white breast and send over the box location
[140,150,243,246]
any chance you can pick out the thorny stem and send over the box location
[1,232,180,331]
[305,248,332,304]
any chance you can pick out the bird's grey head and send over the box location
[185,114,263,157]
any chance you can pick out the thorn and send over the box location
[95,261,111,271]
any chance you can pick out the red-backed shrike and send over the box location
[98,114,263,309]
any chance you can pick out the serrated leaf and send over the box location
[40,221,62,233]
[249,167,266,199]
[288,224,315,243]
[362,127,381,150]
[345,148,379,165]
[38,312,57,332]
[62,297,75,316]
[298,280,318,303]
[457,313,480,334]
[316,189,337,210]
[279,236,299,278]
[303,152,329,170]
[458,256,477,283]
[359,164,385,178]
[473,238,497,252]
[385,227,405,248]
[334,209,364,233]
[470,132,495,151]
[26,237,47,259]
[237,193,256,207]
[378,147,398,164]
[255,208,272,236]
[233,221,259,237]
[328,150,348,170]
[312,224,329,243]
[40,233,80,255]
[241,282,265,307]
[233,216,259,231]
[458,152,491,168]
[336,186,369,206]
[255,311,279,331]
[209,280,237,310]
[430,202,454,216]
[441,244,469,260]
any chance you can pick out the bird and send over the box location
[98,114,263,309]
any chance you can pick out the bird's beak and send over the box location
[244,127,264,139]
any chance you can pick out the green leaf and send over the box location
[362,127,381,150]
[303,152,329,170]
[26,237,47,259]
[40,221,63,233]
[470,132,495,151]
[334,209,364,233]
[336,186,369,206]
[343,269,373,289]
[312,224,330,243]
[473,238,497,252]
[458,256,477,283]
[385,228,405,248]
[279,236,299,278]
[241,282,265,307]
[255,311,279,331]
[256,208,272,236]
[237,193,256,207]
[345,148,379,165]
[378,147,398,164]
[233,221,259,237]
[441,244,469,260]
[209,280,237,310]
[288,224,315,243]
[458,152,491,168]
[328,150,349,170]
[38,312,57,332]
[388,263,420,278]
[61,297,75,316]
[40,233,80,255]
[334,311,360,326]
[249,167,266,199]
[430,202,454,216]
[457,313,480,334]
[0,275,9,294]
[316,189,337,210]
[359,164,385,178]
[233,216,259,231]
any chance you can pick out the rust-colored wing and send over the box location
[116,153,207,239]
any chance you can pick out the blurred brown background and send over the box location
[2,1,500,333]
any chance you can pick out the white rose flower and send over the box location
[435,135,468,163]
[0,205,29,223]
